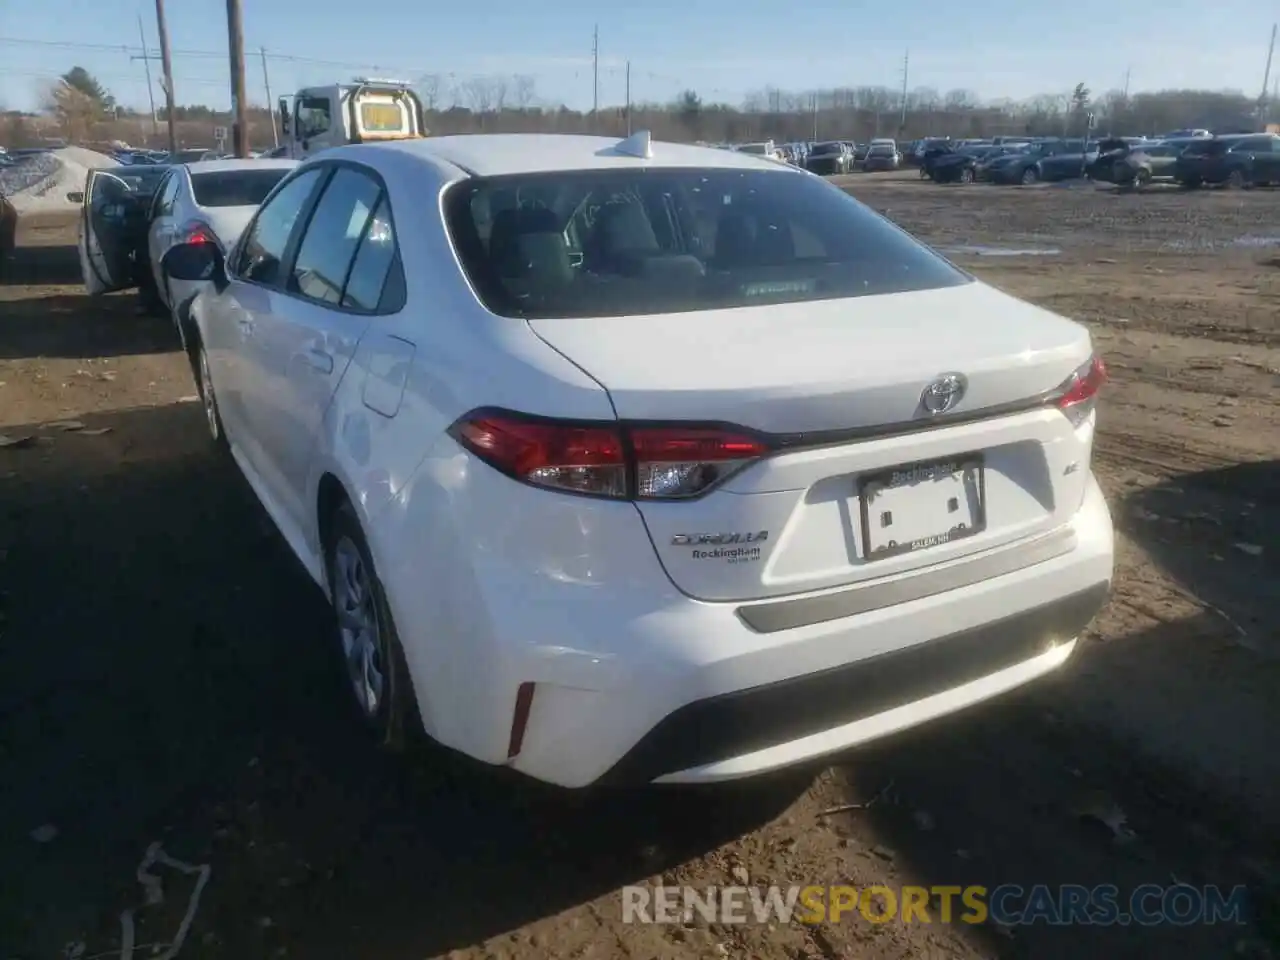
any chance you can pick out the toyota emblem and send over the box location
[920,373,968,416]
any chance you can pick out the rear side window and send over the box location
[1184,140,1230,156]
[289,167,383,305]
[444,167,968,320]
[192,169,291,207]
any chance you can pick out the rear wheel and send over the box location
[1021,166,1039,185]
[959,167,975,184]
[1133,168,1152,189]
[324,501,419,750]
[1226,169,1247,190]
[195,340,227,451]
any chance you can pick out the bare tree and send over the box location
[418,74,441,112]
[491,76,509,113]
[462,77,494,114]
[41,80,104,143]
[513,75,536,110]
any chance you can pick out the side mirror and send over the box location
[278,97,291,135]
[162,241,226,287]
[66,190,85,204]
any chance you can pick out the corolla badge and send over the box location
[920,373,968,416]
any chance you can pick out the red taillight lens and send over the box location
[1056,354,1107,426]
[449,413,772,500]
[450,415,627,497]
[179,221,218,246]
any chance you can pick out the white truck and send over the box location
[276,78,428,160]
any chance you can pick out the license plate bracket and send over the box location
[858,455,986,561]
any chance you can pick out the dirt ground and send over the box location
[1,175,1278,960]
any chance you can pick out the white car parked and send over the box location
[144,159,297,334]
[159,132,1114,788]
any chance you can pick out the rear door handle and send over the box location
[302,348,333,374]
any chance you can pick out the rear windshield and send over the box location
[444,167,969,320]
[192,169,291,207]
[811,142,843,154]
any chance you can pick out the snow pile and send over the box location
[0,146,120,215]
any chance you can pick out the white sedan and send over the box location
[161,132,1114,788]
[145,158,297,334]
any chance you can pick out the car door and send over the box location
[147,171,182,301]
[247,163,396,532]
[200,166,329,459]
[78,169,137,295]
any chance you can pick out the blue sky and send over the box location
[1,0,1273,113]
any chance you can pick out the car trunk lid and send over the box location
[528,282,1098,603]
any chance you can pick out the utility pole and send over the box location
[1259,23,1277,127]
[624,60,631,135]
[811,92,818,141]
[134,16,159,143]
[898,49,909,133]
[154,0,178,155]
[226,0,250,157]
[260,47,278,147]
[591,24,599,131]
[1122,66,1131,99]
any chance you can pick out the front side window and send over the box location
[445,167,969,320]
[235,167,326,286]
[295,96,332,138]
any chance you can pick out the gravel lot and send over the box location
[1,175,1278,960]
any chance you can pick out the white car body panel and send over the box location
[188,134,1114,788]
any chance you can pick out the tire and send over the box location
[919,166,929,179]
[193,338,228,451]
[138,273,165,316]
[324,501,420,750]
[959,167,975,184]
[1226,169,1247,190]
[1134,168,1152,189]
[1021,166,1039,185]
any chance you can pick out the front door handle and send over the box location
[302,348,333,374]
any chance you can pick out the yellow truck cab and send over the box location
[277,78,428,160]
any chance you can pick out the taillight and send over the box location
[631,427,770,499]
[1055,354,1107,427]
[448,412,772,500]
[178,221,218,246]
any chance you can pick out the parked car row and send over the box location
[75,131,1114,789]
[910,132,1280,189]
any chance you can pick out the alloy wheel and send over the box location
[332,536,386,720]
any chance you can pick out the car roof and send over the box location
[358,134,794,177]
[181,158,299,174]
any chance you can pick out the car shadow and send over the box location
[0,401,804,959]
[0,240,84,287]
[824,637,1278,959]
[1121,459,1279,654]
[0,284,171,359]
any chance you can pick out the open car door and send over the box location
[78,168,136,295]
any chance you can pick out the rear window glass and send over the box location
[444,167,969,320]
[192,169,291,207]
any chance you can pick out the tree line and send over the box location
[1,65,1268,152]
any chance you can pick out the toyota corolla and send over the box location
[160,132,1114,788]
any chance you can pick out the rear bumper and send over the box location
[377,462,1113,789]
[601,583,1105,784]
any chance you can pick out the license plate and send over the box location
[858,455,985,561]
